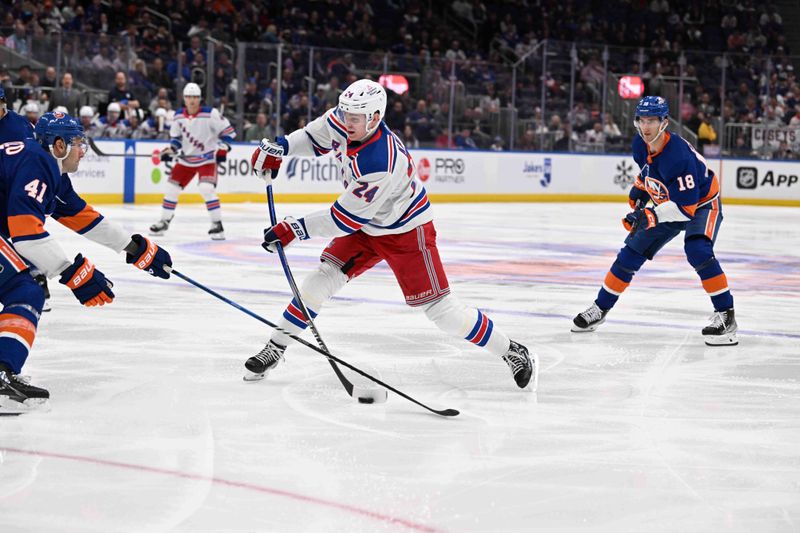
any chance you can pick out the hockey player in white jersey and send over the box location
[149,83,236,240]
[245,79,536,390]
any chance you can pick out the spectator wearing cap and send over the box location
[50,72,82,115]
[108,71,140,114]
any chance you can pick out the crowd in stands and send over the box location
[0,0,797,158]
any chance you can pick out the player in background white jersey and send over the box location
[149,83,236,240]
[244,79,537,390]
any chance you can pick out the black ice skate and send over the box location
[502,340,537,389]
[33,272,51,312]
[208,221,225,240]
[571,302,609,332]
[0,366,49,414]
[243,341,286,381]
[702,308,738,346]
[149,219,171,236]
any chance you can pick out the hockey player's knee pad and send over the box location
[423,295,472,336]
[299,261,348,310]
[197,181,217,200]
[684,236,714,270]
[615,245,647,274]
[3,274,45,324]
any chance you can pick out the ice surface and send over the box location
[1,202,798,532]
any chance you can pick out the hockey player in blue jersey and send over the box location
[572,96,737,345]
[246,79,536,389]
[0,86,35,143]
[0,112,173,413]
[0,86,53,310]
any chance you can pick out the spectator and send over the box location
[516,129,537,151]
[407,99,435,142]
[384,100,407,132]
[490,135,506,151]
[92,44,115,72]
[697,113,718,147]
[584,121,605,146]
[147,58,173,96]
[244,112,270,142]
[108,71,140,114]
[774,140,796,160]
[5,20,29,55]
[603,114,622,139]
[50,72,82,115]
[400,124,420,148]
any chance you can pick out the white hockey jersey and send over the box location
[170,106,235,167]
[281,107,432,238]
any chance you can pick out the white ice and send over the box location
[1,202,798,532]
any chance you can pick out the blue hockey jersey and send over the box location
[0,109,35,144]
[631,132,720,219]
[0,139,104,245]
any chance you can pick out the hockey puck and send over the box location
[357,397,375,404]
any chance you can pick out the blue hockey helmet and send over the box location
[0,86,5,101]
[35,111,86,149]
[635,96,669,119]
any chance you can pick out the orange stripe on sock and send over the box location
[701,273,728,295]
[603,271,630,294]
[0,313,37,348]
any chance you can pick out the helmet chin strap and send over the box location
[634,117,669,149]
[359,113,381,140]
[50,142,73,174]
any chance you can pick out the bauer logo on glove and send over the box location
[262,216,309,253]
[251,138,284,179]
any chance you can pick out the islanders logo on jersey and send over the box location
[644,176,670,204]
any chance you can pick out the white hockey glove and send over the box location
[251,138,284,180]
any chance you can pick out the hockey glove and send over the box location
[216,142,230,163]
[59,254,115,307]
[159,147,174,163]
[262,216,309,253]
[628,184,650,209]
[251,138,283,179]
[623,207,658,232]
[125,234,173,279]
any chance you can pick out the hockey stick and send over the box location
[628,198,646,233]
[166,267,459,417]
[265,179,388,404]
[87,137,170,158]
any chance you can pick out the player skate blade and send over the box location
[704,333,738,346]
[354,386,388,404]
[0,397,50,414]
[242,371,266,382]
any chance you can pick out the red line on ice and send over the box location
[3,447,443,532]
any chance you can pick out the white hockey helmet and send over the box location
[52,105,68,115]
[107,102,121,113]
[79,105,94,118]
[183,82,202,97]
[338,79,387,133]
